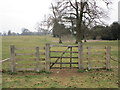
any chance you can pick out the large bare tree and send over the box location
[51,0,111,43]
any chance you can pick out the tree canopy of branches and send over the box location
[50,0,111,43]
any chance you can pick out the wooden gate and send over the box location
[50,45,79,69]
[49,43,85,69]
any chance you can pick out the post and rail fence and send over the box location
[8,42,112,72]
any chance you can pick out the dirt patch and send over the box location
[50,69,81,77]
[2,68,113,77]
[86,40,108,42]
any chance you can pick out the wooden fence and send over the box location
[9,43,111,72]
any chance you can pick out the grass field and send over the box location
[2,35,118,88]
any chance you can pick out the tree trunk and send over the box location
[59,35,62,43]
[75,18,83,44]
[75,2,85,44]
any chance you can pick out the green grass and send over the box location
[2,35,118,88]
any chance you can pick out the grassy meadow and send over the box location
[2,35,118,88]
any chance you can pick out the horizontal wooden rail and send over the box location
[15,47,35,50]
[15,58,45,61]
[16,63,36,67]
[50,51,78,53]
[90,47,106,49]
[51,67,78,69]
[88,52,105,55]
[15,53,35,56]
[15,47,45,50]
[17,68,35,71]
[50,62,78,64]
[15,58,36,61]
[50,56,78,58]
[15,52,45,56]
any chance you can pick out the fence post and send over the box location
[106,46,111,69]
[78,42,84,70]
[36,47,40,72]
[10,45,16,72]
[87,47,92,70]
[70,47,72,69]
[45,43,50,72]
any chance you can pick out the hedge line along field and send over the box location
[2,36,118,88]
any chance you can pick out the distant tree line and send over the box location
[1,28,51,36]
[1,22,119,41]
[88,22,120,40]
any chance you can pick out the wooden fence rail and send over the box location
[9,43,112,72]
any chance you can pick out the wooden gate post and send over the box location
[45,43,50,72]
[70,47,72,69]
[106,46,111,69]
[78,42,84,70]
[87,47,92,70]
[10,45,16,72]
[36,47,40,72]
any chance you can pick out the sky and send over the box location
[0,0,119,33]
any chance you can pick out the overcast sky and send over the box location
[0,0,119,33]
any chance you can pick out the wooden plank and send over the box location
[50,51,78,53]
[50,62,78,64]
[15,58,45,61]
[87,47,92,70]
[45,43,50,72]
[51,67,105,70]
[10,45,16,72]
[17,68,35,71]
[51,67,78,69]
[106,46,111,69]
[15,58,36,61]
[0,58,10,63]
[15,47,35,50]
[90,47,106,49]
[50,56,78,58]
[36,47,40,72]
[16,52,45,56]
[78,42,84,70]
[15,47,45,50]
[15,53,35,56]
[70,47,72,69]
[90,52,105,55]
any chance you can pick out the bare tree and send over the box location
[35,15,52,35]
[51,0,111,43]
[50,1,69,43]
